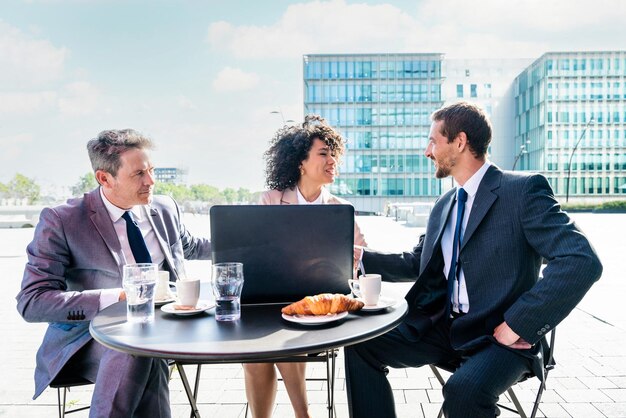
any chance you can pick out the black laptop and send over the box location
[210,205,354,304]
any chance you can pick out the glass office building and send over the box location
[304,51,626,212]
[514,51,626,200]
[444,58,533,170]
[303,53,445,212]
[155,167,187,184]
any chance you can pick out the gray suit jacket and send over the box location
[363,165,602,376]
[16,188,211,398]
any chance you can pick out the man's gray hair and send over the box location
[87,129,154,176]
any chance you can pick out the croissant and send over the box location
[281,293,364,316]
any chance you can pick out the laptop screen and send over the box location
[210,204,354,304]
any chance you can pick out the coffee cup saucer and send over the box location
[160,300,215,316]
[356,296,396,312]
[154,295,176,306]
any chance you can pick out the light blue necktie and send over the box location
[446,188,467,317]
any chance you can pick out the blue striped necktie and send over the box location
[446,188,467,317]
[122,211,152,263]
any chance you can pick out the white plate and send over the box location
[358,296,396,312]
[160,300,215,316]
[154,296,176,306]
[282,311,348,325]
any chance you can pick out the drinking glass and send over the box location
[211,262,244,321]
[123,263,158,324]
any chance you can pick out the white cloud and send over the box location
[0,133,33,161]
[207,1,415,59]
[176,95,197,110]
[58,81,100,116]
[0,20,68,87]
[206,0,626,59]
[150,120,270,190]
[0,91,57,113]
[0,83,100,116]
[212,67,260,92]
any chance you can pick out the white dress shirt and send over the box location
[441,161,491,313]
[296,186,325,204]
[98,187,166,310]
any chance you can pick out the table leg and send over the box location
[176,362,202,418]
[191,364,202,418]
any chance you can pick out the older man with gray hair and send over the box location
[17,129,211,417]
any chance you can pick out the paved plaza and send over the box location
[1,213,625,417]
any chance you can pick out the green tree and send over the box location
[154,183,192,202]
[71,172,98,196]
[7,173,40,204]
[222,187,237,204]
[236,187,252,203]
[190,184,221,203]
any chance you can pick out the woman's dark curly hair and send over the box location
[264,114,345,191]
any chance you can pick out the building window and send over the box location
[456,84,463,98]
[484,83,492,98]
[470,84,477,98]
[357,179,370,195]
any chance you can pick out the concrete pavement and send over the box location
[1,213,625,417]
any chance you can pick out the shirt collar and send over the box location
[296,186,325,204]
[99,187,145,223]
[456,160,491,198]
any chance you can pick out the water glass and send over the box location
[211,262,244,321]
[123,263,158,324]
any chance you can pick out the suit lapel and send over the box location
[420,190,455,272]
[88,188,124,277]
[435,192,456,245]
[461,165,501,250]
[145,205,180,281]
[280,188,298,205]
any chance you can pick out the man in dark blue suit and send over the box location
[345,102,602,418]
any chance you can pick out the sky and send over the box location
[1,0,625,195]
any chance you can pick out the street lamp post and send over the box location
[512,140,531,170]
[270,109,295,126]
[565,117,595,203]
[270,109,285,124]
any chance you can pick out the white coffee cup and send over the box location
[348,279,362,298]
[172,278,200,308]
[359,274,382,306]
[154,271,173,301]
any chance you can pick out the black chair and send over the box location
[49,371,93,418]
[430,329,556,418]
[48,359,178,418]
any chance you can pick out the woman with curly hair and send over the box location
[243,115,367,418]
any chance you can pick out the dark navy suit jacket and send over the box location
[363,164,602,377]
